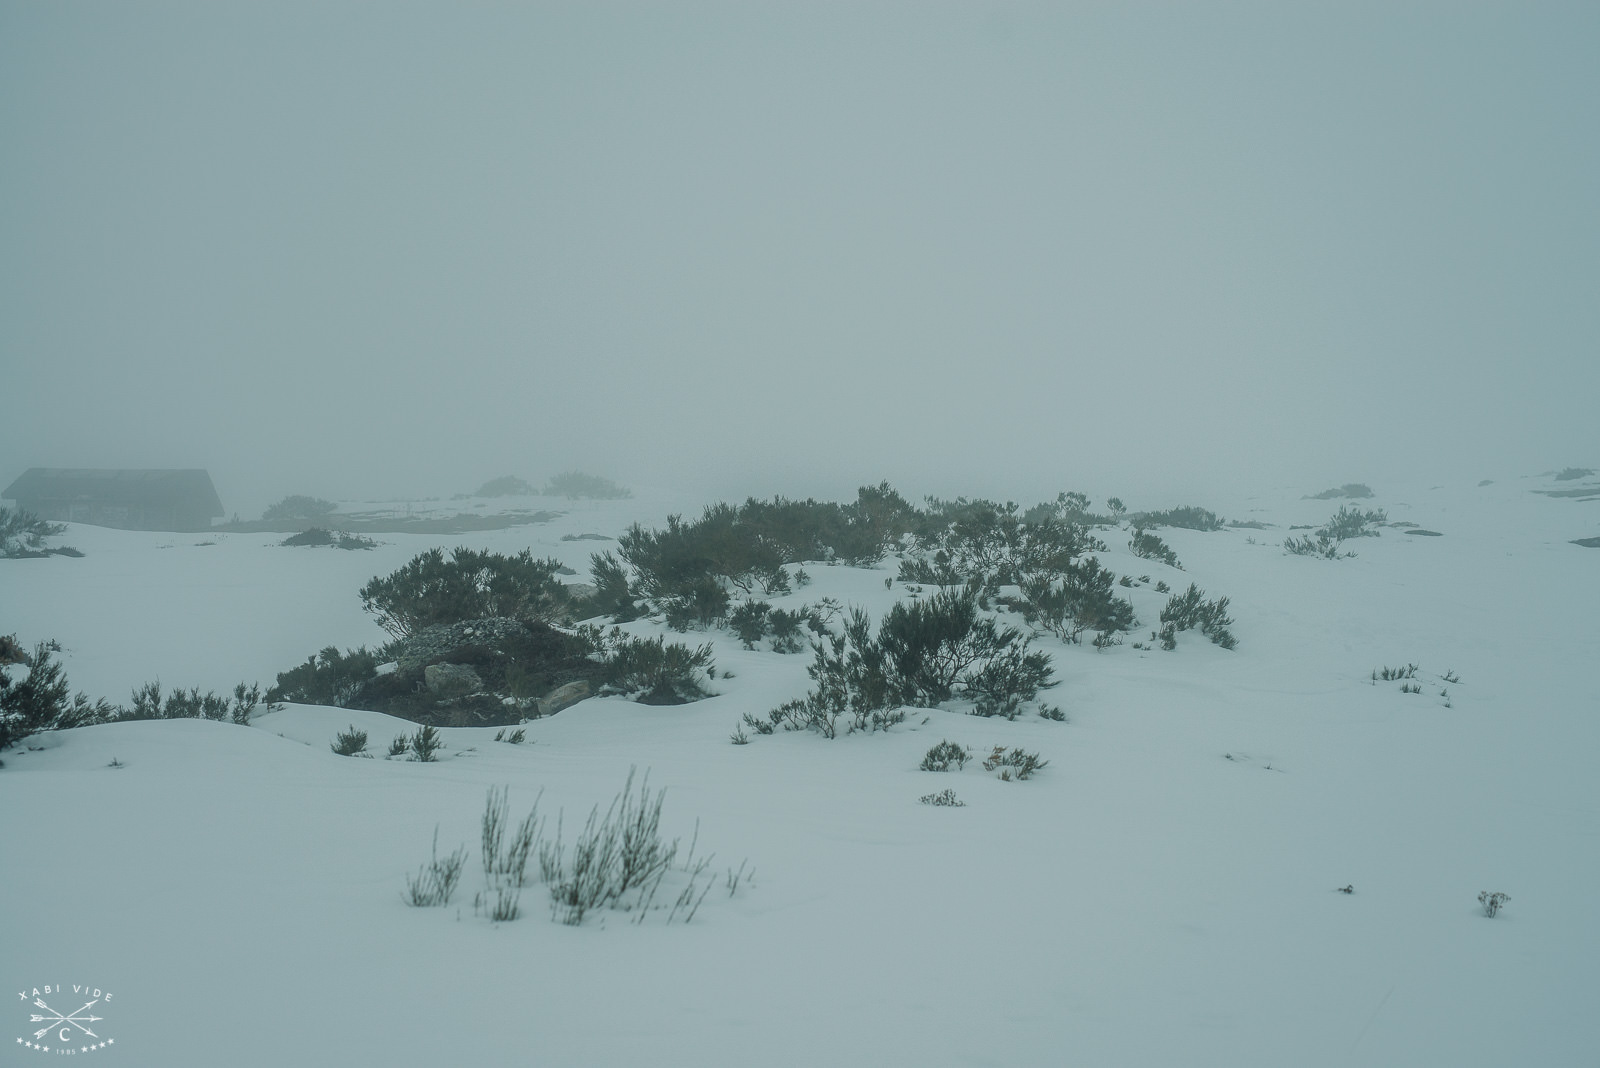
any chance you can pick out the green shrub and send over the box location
[262,495,337,522]
[920,740,969,772]
[331,725,369,756]
[919,788,965,806]
[0,641,117,759]
[729,601,772,650]
[121,680,265,722]
[544,471,632,500]
[1309,483,1375,500]
[982,745,1048,781]
[410,724,444,761]
[268,646,378,706]
[360,547,572,638]
[1129,506,1223,531]
[878,589,1054,708]
[901,498,1102,589]
[0,508,79,558]
[592,632,715,704]
[280,528,376,550]
[476,475,536,497]
[1159,584,1237,650]
[1018,557,1137,644]
[1128,528,1181,569]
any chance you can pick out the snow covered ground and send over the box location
[3,475,1597,1066]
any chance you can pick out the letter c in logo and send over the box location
[60,1027,71,1042]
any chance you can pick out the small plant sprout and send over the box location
[410,724,444,762]
[1478,891,1510,918]
[331,725,369,756]
[982,745,1048,780]
[1442,669,1461,684]
[106,757,125,769]
[404,827,467,907]
[920,740,970,772]
[919,788,965,807]
[388,734,409,758]
[730,723,751,745]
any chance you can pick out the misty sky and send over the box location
[2,2,1596,513]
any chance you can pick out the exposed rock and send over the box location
[396,618,531,675]
[424,663,483,697]
[540,680,592,716]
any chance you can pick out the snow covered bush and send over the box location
[1285,505,1387,559]
[900,497,1103,590]
[404,828,467,906]
[268,646,379,707]
[0,640,117,762]
[409,724,444,762]
[544,471,631,499]
[0,508,80,558]
[261,495,337,522]
[1478,891,1510,917]
[360,547,573,638]
[920,740,970,772]
[330,725,369,756]
[590,630,716,704]
[982,745,1049,781]
[1158,584,1237,650]
[1017,557,1137,645]
[1128,528,1181,569]
[877,589,1054,709]
[121,680,266,723]
[919,788,965,806]
[1129,505,1224,532]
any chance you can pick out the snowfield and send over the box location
[3,476,1597,1066]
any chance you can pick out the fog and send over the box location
[3,3,1595,515]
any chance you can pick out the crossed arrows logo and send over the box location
[29,996,103,1041]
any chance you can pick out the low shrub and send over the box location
[920,740,970,772]
[262,495,337,522]
[1478,890,1510,917]
[404,828,467,906]
[1018,557,1136,645]
[1158,584,1237,650]
[1128,528,1181,569]
[590,631,715,704]
[122,680,266,723]
[545,471,632,500]
[360,547,572,638]
[1130,506,1223,531]
[268,646,379,707]
[0,508,79,558]
[0,640,118,759]
[1309,483,1375,500]
[919,788,965,806]
[280,528,376,550]
[475,475,536,497]
[331,725,369,756]
[982,745,1048,781]
[410,724,444,761]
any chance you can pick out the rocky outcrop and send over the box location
[424,662,483,697]
[539,680,592,717]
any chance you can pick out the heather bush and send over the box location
[331,725,369,756]
[360,547,572,638]
[0,508,79,558]
[1017,557,1137,645]
[1158,584,1237,650]
[1128,528,1181,569]
[268,646,379,706]
[0,641,118,760]
[590,631,715,704]
[262,495,337,522]
[544,471,632,500]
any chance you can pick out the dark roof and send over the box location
[3,468,224,516]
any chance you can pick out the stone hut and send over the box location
[2,468,224,532]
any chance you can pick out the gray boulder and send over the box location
[539,680,592,716]
[424,662,483,697]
